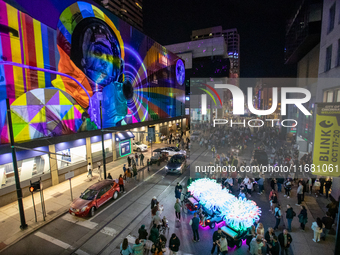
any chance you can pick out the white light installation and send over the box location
[187,179,261,231]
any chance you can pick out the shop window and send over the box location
[56,145,86,170]
[91,140,113,158]
[0,154,50,189]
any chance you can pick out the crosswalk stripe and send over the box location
[34,232,71,250]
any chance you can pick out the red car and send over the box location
[69,180,120,217]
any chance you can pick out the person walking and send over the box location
[140,153,144,166]
[273,205,282,230]
[325,178,332,199]
[152,211,162,230]
[118,174,125,193]
[211,145,216,159]
[135,152,139,166]
[169,233,180,255]
[175,183,182,200]
[296,182,303,206]
[277,177,284,193]
[285,204,296,232]
[321,212,334,241]
[298,206,308,231]
[107,173,113,179]
[190,213,200,242]
[87,162,93,181]
[174,198,181,222]
[218,235,228,255]
[120,238,133,255]
[132,163,138,181]
[257,177,264,194]
[278,229,292,255]
[314,179,321,197]
[211,228,222,255]
[123,164,127,179]
[151,196,158,209]
[127,156,131,167]
[97,163,102,181]
[311,217,324,242]
[147,159,150,172]
[132,239,144,255]
[268,236,280,255]
[284,179,292,198]
[148,224,159,243]
[270,193,278,213]
[138,225,148,241]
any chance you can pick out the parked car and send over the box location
[162,147,186,156]
[132,141,147,152]
[150,148,169,165]
[69,180,119,217]
[165,154,186,174]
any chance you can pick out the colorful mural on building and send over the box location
[0,0,185,144]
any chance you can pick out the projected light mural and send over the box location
[0,0,185,144]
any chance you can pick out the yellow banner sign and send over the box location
[313,103,340,177]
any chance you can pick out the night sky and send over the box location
[144,0,298,79]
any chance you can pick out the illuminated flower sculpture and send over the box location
[188,179,261,231]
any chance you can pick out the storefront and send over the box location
[114,131,135,159]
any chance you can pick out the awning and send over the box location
[115,131,135,141]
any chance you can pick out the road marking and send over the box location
[34,232,71,250]
[91,166,165,219]
[62,214,98,229]
[100,227,117,237]
[74,250,90,255]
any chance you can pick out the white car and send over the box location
[161,147,186,156]
[132,141,148,152]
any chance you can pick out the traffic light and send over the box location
[29,180,40,193]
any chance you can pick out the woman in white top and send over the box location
[312,217,324,242]
[87,163,92,181]
[256,223,265,238]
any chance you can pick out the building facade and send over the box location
[191,26,240,77]
[96,0,143,31]
[0,0,185,205]
[284,0,322,152]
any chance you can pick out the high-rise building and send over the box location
[284,0,322,152]
[96,0,143,31]
[191,26,240,77]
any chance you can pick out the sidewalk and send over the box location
[0,143,167,252]
[275,182,336,255]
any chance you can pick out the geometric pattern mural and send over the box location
[1,88,86,143]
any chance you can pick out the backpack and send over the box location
[275,210,281,219]
[292,211,296,217]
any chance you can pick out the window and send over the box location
[337,90,340,102]
[327,91,334,102]
[325,45,332,72]
[337,39,340,67]
[328,3,336,33]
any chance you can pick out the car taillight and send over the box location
[207,220,210,222]
[195,205,197,208]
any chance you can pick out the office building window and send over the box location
[337,90,340,102]
[337,39,340,66]
[325,45,332,71]
[327,91,334,102]
[328,3,336,33]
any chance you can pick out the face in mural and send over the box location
[81,25,121,86]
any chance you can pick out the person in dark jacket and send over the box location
[211,228,222,254]
[148,224,159,243]
[268,235,280,255]
[107,173,113,179]
[169,233,180,254]
[190,213,200,242]
[278,229,292,255]
[151,196,158,209]
[321,212,334,240]
[285,204,295,232]
[325,178,332,199]
[298,206,308,231]
[175,183,182,199]
[138,225,148,240]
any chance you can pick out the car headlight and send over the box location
[177,167,181,170]
[165,166,168,169]
[81,206,88,212]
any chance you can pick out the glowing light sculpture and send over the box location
[187,179,261,231]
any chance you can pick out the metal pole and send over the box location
[40,178,46,218]
[6,99,27,229]
[31,192,37,222]
[40,189,45,221]
[69,178,73,201]
[100,101,107,179]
